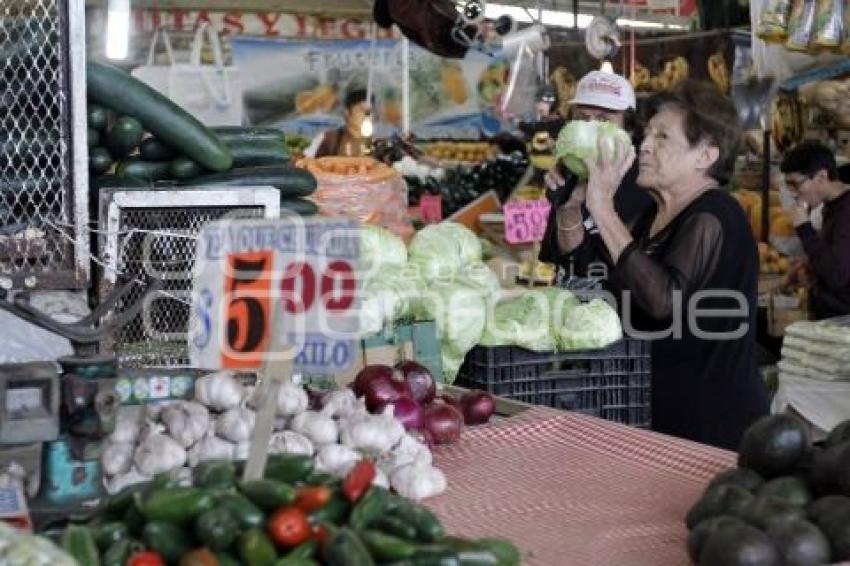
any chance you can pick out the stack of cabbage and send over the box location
[359,223,624,383]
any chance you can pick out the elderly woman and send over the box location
[569,80,769,449]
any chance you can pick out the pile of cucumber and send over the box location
[86,61,318,216]
[61,456,521,566]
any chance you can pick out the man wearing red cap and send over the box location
[539,70,653,286]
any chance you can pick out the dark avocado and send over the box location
[758,476,813,506]
[743,495,808,530]
[687,516,747,563]
[738,414,810,479]
[698,521,782,566]
[707,468,765,494]
[687,484,755,530]
[766,519,832,566]
[825,419,850,448]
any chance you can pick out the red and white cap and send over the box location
[569,71,636,111]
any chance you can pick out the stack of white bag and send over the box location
[773,317,850,439]
[101,371,446,500]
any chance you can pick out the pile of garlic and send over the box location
[101,372,447,501]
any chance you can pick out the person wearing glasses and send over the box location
[781,141,850,319]
[539,71,653,284]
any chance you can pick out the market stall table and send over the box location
[428,407,736,565]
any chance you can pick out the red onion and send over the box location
[409,427,435,449]
[460,390,496,425]
[422,403,463,445]
[394,360,436,404]
[435,393,462,414]
[354,365,410,413]
[389,396,424,430]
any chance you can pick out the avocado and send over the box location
[829,521,850,561]
[836,444,850,497]
[758,476,813,506]
[707,467,765,494]
[698,521,782,566]
[808,495,850,528]
[766,519,832,566]
[738,414,810,479]
[808,442,850,496]
[743,495,808,530]
[687,516,748,563]
[687,484,755,530]
[825,419,850,448]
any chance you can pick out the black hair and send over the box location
[646,80,742,185]
[344,89,368,110]
[781,140,838,181]
[491,132,528,158]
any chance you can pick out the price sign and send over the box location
[190,217,360,374]
[419,194,443,224]
[503,199,551,244]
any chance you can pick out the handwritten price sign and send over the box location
[419,194,443,224]
[503,199,552,244]
[189,218,360,374]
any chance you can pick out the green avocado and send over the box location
[698,521,782,566]
[707,468,765,494]
[766,519,831,566]
[758,476,813,507]
[738,415,810,479]
[686,484,755,530]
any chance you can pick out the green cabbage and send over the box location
[554,120,632,178]
[360,225,407,272]
[480,288,578,352]
[462,262,502,296]
[409,222,482,282]
[557,298,623,351]
[359,265,425,335]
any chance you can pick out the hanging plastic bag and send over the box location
[812,0,844,49]
[786,0,818,51]
[758,0,794,42]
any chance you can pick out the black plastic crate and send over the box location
[456,339,652,427]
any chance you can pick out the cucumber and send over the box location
[141,486,214,524]
[139,137,177,161]
[87,61,232,171]
[169,156,205,180]
[211,126,285,144]
[280,198,318,217]
[88,104,110,132]
[224,138,289,168]
[89,147,114,175]
[106,116,144,158]
[116,157,171,181]
[188,166,317,198]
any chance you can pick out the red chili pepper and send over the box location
[342,459,376,502]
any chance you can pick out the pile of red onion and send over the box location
[349,362,496,445]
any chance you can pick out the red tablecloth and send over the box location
[429,408,736,565]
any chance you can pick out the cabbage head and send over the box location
[360,224,407,274]
[359,265,425,335]
[555,120,632,178]
[557,298,622,351]
[480,292,556,352]
[408,222,482,282]
[462,262,502,296]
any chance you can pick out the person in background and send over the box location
[781,141,850,319]
[518,84,565,143]
[539,70,653,284]
[561,80,769,449]
[305,89,372,158]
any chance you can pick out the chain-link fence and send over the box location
[0,0,88,289]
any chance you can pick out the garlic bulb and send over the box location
[315,444,360,477]
[276,382,308,417]
[216,407,256,443]
[104,467,152,495]
[161,401,211,448]
[390,461,447,501]
[391,433,433,468]
[195,371,243,411]
[320,389,359,420]
[290,411,338,446]
[101,442,134,477]
[269,431,314,456]
[374,468,390,489]
[145,401,172,421]
[340,409,404,456]
[111,406,143,444]
[188,435,235,467]
[133,433,187,476]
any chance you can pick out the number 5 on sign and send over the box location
[223,251,273,369]
[503,199,551,244]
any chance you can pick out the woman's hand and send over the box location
[545,167,587,205]
[584,137,635,217]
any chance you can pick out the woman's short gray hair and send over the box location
[644,80,742,185]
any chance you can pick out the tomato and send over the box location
[294,486,332,513]
[342,459,376,502]
[128,551,167,566]
[267,506,312,548]
[179,548,219,566]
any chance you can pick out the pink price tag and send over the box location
[420,194,443,224]
[503,199,552,244]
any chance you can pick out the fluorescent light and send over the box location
[105,0,130,60]
[482,3,688,31]
[360,114,374,137]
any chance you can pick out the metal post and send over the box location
[402,37,410,136]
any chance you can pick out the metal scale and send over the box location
[0,277,161,506]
